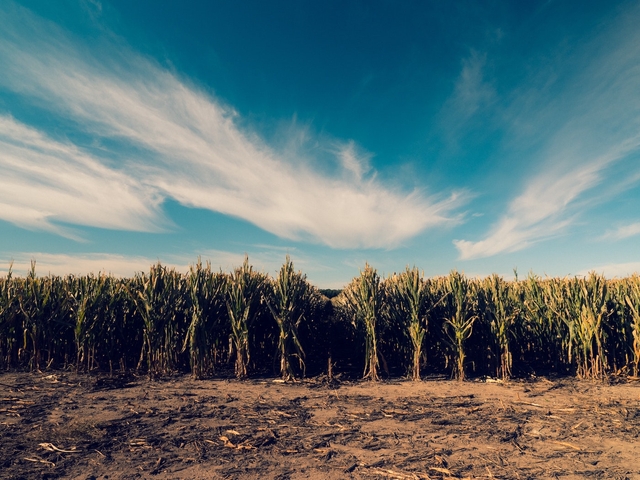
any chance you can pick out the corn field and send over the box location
[2,260,640,381]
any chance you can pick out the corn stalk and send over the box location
[624,275,640,376]
[574,273,609,378]
[540,278,574,372]
[442,271,477,381]
[184,259,227,378]
[0,264,18,369]
[519,274,562,372]
[16,262,70,371]
[226,257,266,379]
[545,274,609,378]
[483,274,520,380]
[263,256,309,381]
[71,273,115,372]
[385,267,440,381]
[339,264,383,381]
[95,279,134,373]
[130,263,187,377]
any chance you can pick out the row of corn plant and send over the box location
[3,261,640,381]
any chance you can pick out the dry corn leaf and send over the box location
[369,468,425,479]
[24,457,55,467]
[429,466,452,474]
[550,440,581,451]
[274,410,292,417]
[571,420,584,430]
[238,444,257,450]
[39,443,80,453]
[219,436,256,450]
[219,436,236,448]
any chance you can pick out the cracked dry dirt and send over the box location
[1,373,639,479]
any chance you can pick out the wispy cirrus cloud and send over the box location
[455,141,640,259]
[0,115,166,238]
[440,50,495,139]
[601,222,640,241]
[0,3,463,249]
[455,3,640,260]
[337,140,372,182]
[449,51,495,121]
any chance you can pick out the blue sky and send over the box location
[1,0,640,287]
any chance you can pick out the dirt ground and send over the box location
[1,372,639,480]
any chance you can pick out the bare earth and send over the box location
[1,372,639,480]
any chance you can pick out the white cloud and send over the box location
[0,253,188,278]
[576,262,640,279]
[440,50,495,137]
[337,140,372,181]
[0,250,284,278]
[602,222,640,240]
[0,4,462,249]
[455,147,633,259]
[450,51,495,120]
[0,249,333,286]
[0,115,166,237]
[455,4,640,260]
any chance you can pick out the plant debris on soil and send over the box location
[1,372,639,479]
